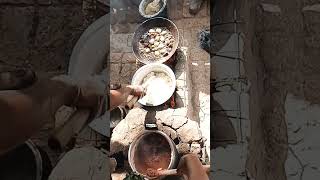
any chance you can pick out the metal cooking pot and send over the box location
[128,130,178,179]
[132,17,179,64]
[0,140,52,180]
[131,64,176,106]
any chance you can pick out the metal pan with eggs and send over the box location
[132,17,179,64]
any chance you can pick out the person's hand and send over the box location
[177,154,209,180]
[109,157,117,173]
[51,75,106,109]
[110,85,144,109]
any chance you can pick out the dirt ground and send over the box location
[0,0,105,73]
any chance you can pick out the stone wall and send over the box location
[240,0,320,179]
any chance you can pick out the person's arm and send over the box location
[0,75,143,154]
[0,79,78,154]
[177,154,209,180]
[110,85,143,110]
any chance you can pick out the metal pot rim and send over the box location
[128,130,177,179]
[139,0,168,18]
[131,63,176,106]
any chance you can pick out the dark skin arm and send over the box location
[177,154,209,180]
[0,79,77,154]
[110,85,143,109]
[0,76,143,155]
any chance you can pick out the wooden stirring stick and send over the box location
[157,165,211,176]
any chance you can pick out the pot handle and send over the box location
[144,110,158,130]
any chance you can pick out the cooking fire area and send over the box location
[110,0,210,179]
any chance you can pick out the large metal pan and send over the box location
[132,17,179,64]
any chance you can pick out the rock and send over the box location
[172,116,188,129]
[177,143,190,154]
[261,3,281,13]
[55,106,76,128]
[190,143,202,154]
[302,4,320,12]
[110,53,123,63]
[110,158,117,173]
[110,108,147,155]
[177,120,202,143]
[161,126,177,140]
[172,107,188,117]
[156,108,174,126]
[122,53,136,63]
[119,63,136,84]
[189,0,204,15]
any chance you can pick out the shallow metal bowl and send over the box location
[139,0,167,18]
[131,64,176,106]
[132,17,179,64]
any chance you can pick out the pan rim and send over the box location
[132,17,180,65]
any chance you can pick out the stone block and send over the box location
[110,53,123,63]
[156,108,175,126]
[55,106,76,128]
[177,120,201,143]
[127,34,133,48]
[111,108,147,154]
[119,63,136,84]
[111,33,132,53]
[285,152,301,179]
[183,0,208,18]
[190,143,201,154]
[303,4,320,12]
[172,116,188,129]
[172,107,188,117]
[260,3,281,13]
[161,126,177,140]
[122,52,136,63]
[176,90,188,101]
[177,143,190,154]
[176,71,186,81]
[110,63,121,83]
[176,79,186,89]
